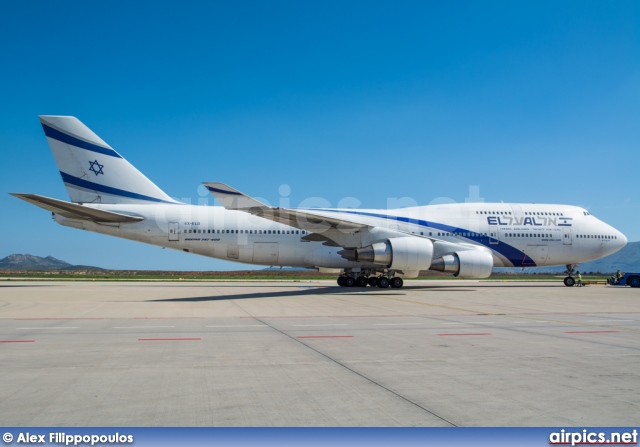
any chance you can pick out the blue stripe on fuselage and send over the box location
[317,209,536,267]
[42,123,122,158]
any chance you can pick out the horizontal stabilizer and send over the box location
[10,193,144,223]
[204,182,367,233]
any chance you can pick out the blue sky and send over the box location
[1,1,638,270]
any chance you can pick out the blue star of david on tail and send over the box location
[88,160,104,176]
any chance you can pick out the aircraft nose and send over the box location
[618,231,628,248]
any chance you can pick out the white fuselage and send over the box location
[53,202,627,271]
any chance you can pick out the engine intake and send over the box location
[430,250,493,278]
[356,237,434,271]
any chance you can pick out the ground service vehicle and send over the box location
[609,273,640,288]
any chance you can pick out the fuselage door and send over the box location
[526,245,549,264]
[563,228,572,245]
[168,222,179,241]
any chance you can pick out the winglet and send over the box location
[203,182,269,211]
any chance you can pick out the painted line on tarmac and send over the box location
[438,333,491,336]
[206,325,266,328]
[113,326,175,328]
[297,335,354,339]
[15,327,79,330]
[240,315,416,319]
[374,296,640,333]
[134,317,204,319]
[244,311,458,426]
[138,338,201,341]
[293,324,349,327]
[565,331,619,334]
[14,318,103,320]
[587,319,634,322]
[374,323,422,326]
[0,340,35,343]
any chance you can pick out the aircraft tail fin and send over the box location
[39,116,177,204]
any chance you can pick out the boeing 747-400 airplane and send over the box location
[11,116,628,288]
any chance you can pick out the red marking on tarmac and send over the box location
[297,336,354,339]
[13,318,96,321]
[242,315,415,319]
[138,338,201,341]
[0,340,35,343]
[333,315,415,318]
[565,331,619,334]
[241,316,314,319]
[134,317,204,320]
[437,333,491,336]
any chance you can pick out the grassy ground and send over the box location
[0,271,610,282]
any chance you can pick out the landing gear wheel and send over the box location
[564,276,575,287]
[390,277,404,289]
[368,277,378,287]
[355,276,368,287]
[343,276,355,287]
[377,277,390,288]
[628,276,640,288]
[337,276,345,287]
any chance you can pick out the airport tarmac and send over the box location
[0,279,639,426]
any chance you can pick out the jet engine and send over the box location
[356,237,434,271]
[430,250,494,278]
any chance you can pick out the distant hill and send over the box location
[573,241,640,274]
[495,241,640,274]
[0,254,104,271]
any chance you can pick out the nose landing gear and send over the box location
[563,264,577,287]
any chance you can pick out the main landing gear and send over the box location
[337,274,404,289]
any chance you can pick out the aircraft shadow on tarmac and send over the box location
[147,284,483,302]
[147,281,566,302]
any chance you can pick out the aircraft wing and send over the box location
[204,182,368,233]
[11,193,144,223]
